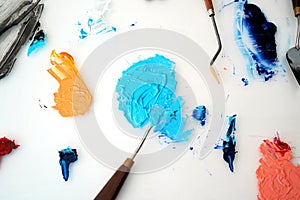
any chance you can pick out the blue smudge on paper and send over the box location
[235,0,278,81]
[223,115,237,172]
[59,147,78,181]
[77,17,116,39]
[192,105,207,126]
[27,29,46,56]
[214,114,237,172]
[241,77,249,86]
[116,54,191,142]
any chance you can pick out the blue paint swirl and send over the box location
[192,105,207,126]
[59,147,78,181]
[27,30,46,56]
[235,0,278,81]
[116,54,191,142]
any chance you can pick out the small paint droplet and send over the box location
[224,67,228,70]
[189,147,194,151]
[241,78,249,86]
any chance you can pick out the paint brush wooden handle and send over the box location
[94,158,134,200]
[204,0,215,15]
[292,0,300,16]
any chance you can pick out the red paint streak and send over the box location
[256,133,300,200]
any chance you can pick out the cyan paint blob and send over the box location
[27,29,46,56]
[192,105,207,126]
[59,147,78,181]
[214,114,237,172]
[116,54,191,142]
[77,17,116,39]
[235,0,278,81]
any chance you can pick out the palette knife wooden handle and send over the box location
[94,158,134,200]
[204,0,215,16]
[292,0,300,16]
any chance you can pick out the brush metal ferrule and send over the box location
[208,8,215,17]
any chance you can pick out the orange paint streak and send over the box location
[256,134,300,200]
[48,50,92,117]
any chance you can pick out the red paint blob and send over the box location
[0,137,19,156]
[256,133,300,200]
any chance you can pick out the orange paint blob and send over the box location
[256,134,300,200]
[48,50,92,117]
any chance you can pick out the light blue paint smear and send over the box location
[77,17,116,39]
[192,105,207,126]
[235,0,278,81]
[116,54,191,142]
[27,29,46,56]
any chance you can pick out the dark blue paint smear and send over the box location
[223,114,237,172]
[192,105,207,126]
[59,147,78,181]
[235,0,278,81]
[241,77,249,86]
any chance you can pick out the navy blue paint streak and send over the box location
[223,114,237,172]
[59,147,78,181]
[236,1,278,81]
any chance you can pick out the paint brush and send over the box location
[204,0,222,84]
[286,0,300,85]
[94,126,153,200]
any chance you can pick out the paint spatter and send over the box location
[0,137,19,156]
[116,54,191,142]
[59,147,78,181]
[192,105,207,126]
[241,77,249,86]
[215,114,237,172]
[235,1,278,81]
[48,50,92,117]
[256,133,300,200]
[77,17,116,39]
[27,29,46,56]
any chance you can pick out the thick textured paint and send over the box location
[0,137,19,156]
[256,134,300,200]
[48,50,92,117]
[192,105,207,126]
[59,147,78,181]
[235,0,278,81]
[0,3,44,79]
[27,29,46,56]
[116,54,191,142]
